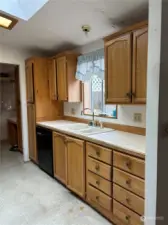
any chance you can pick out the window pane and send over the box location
[91,76,103,114]
[83,76,117,118]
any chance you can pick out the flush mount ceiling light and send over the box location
[0,12,18,30]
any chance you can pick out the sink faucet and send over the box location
[81,108,95,126]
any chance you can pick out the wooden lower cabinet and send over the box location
[53,132,67,184]
[27,104,37,162]
[113,200,143,225]
[66,137,85,198]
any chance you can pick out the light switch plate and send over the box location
[134,113,142,122]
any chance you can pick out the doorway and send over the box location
[0,63,23,167]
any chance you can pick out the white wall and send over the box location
[0,44,33,161]
[64,40,146,128]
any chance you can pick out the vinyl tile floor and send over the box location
[0,142,112,225]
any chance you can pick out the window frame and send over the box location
[82,83,118,119]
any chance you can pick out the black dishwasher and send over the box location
[36,126,53,177]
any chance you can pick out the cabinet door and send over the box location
[67,137,85,198]
[53,132,67,184]
[27,104,37,162]
[26,62,34,103]
[132,27,148,104]
[105,33,132,104]
[48,59,58,100]
[56,56,68,101]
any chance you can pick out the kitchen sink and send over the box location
[78,127,111,135]
[65,123,112,135]
[66,123,89,131]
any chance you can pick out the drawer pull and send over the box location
[96,180,100,185]
[126,198,131,204]
[126,179,131,186]
[96,149,100,156]
[95,164,100,171]
[125,215,131,221]
[96,196,99,201]
[125,159,132,169]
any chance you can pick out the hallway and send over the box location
[0,142,111,225]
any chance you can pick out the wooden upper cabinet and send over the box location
[66,137,85,198]
[27,104,37,162]
[51,53,81,102]
[53,132,67,184]
[26,61,34,103]
[56,56,68,101]
[105,33,132,104]
[104,21,148,105]
[48,59,57,100]
[132,27,148,104]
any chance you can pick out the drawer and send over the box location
[113,184,144,215]
[87,184,112,211]
[87,142,112,165]
[113,168,144,198]
[113,151,145,179]
[87,171,112,196]
[113,200,143,225]
[87,157,112,181]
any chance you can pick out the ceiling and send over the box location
[0,0,148,54]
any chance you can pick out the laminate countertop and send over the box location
[37,120,146,159]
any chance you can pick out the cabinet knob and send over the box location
[125,159,132,169]
[96,180,100,185]
[96,149,100,156]
[126,92,131,98]
[126,179,131,186]
[125,215,131,221]
[126,197,131,204]
[95,164,100,171]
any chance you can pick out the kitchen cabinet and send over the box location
[48,59,57,100]
[66,137,85,198]
[49,52,81,102]
[26,57,63,163]
[53,132,67,184]
[26,60,34,103]
[105,33,132,104]
[56,56,68,101]
[132,27,148,104]
[104,21,148,104]
[27,104,37,161]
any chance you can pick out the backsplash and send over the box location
[64,102,146,128]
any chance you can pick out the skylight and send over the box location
[0,0,49,21]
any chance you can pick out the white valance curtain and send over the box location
[76,48,104,82]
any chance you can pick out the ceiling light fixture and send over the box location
[82,25,91,36]
[0,12,18,30]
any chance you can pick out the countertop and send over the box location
[37,120,145,159]
[8,117,17,124]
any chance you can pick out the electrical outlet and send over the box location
[71,108,75,115]
[134,113,142,122]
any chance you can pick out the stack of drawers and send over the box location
[86,142,113,212]
[113,151,145,225]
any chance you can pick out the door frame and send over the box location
[0,62,23,153]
